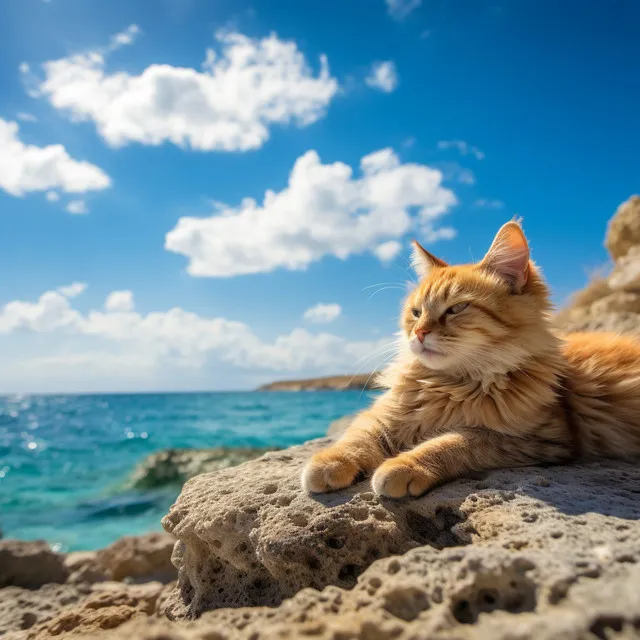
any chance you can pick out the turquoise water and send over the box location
[0,392,374,551]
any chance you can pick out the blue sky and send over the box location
[0,0,638,393]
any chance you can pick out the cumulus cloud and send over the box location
[386,0,421,20]
[303,303,342,324]
[438,140,485,160]
[66,199,88,214]
[373,240,403,263]
[57,282,87,298]
[46,191,60,202]
[365,61,398,93]
[0,287,389,379]
[0,119,111,197]
[165,147,457,277]
[33,27,338,152]
[105,290,134,312]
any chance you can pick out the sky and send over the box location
[0,0,638,393]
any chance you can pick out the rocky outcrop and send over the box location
[128,447,274,489]
[0,534,177,638]
[605,195,640,261]
[258,374,376,391]
[79,438,640,639]
[557,195,640,335]
[0,540,69,588]
[96,533,176,583]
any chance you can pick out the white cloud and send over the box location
[109,24,140,49]
[365,61,398,93]
[46,191,60,202]
[438,140,485,160]
[105,290,134,312]
[19,62,30,74]
[0,286,391,391]
[16,112,38,122]
[57,282,87,298]
[421,223,456,243]
[33,28,338,152]
[0,119,110,197]
[165,147,457,277]
[386,0,421,20]
[474,198,505,209]
[303,303,342,324]
[373,240,403,263]
[66,199,88,214]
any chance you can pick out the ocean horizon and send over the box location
[0,390,375,551]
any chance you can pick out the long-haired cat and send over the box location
[302,221,640,498]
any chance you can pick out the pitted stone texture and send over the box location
[161,441,475,616]
[161,435,640,624]
[94,454,640,639]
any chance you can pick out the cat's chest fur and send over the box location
[388,367,560,442]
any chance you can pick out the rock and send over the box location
[556,194,640,336]
[65,552,110,585]
[89,445,640,640]
[128,447,274,490]
[24,581,166,639]
[0,583,87,637]
[605,195,640,260]
[609,245,640,291]
[160,436,640,629]
[96,533,176,584]
[258,374,376,391]
[0,540,69,588]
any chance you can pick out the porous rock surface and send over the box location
[95,439,640,639]
[0,539,69,588]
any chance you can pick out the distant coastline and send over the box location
[258,373,376,391]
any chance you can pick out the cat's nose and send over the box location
[415,327,430,342]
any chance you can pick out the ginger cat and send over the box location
[302,221,640,498]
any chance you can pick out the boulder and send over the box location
[160,436,640,630]
[96,533,176,584]
[0,583,87,637]
[609,245,640,291]
[128,447,274,490]
[605,195,640,260]
[24,581,166,639]
[0,540,69,588]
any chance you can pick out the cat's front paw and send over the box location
[372,458,435,498]
[301,449,360,493]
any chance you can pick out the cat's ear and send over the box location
[411,240,448,278]
[480,221,530,292]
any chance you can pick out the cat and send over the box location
[302,220,640,498]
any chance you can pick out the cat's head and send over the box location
[401,221,553,377]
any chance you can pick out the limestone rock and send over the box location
[0,540,69,588]
[93,446,640,640]
[589,290,640,315]
[65,552,110,585]
[25,581,166,639]
[258,374,376,391]
[609,245,640,291]
[96,533,176,584]
[605,195,640,260]
[161,435,640,629]
[128,447,274,490]
[0,583,87,637]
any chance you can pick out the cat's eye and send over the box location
[445,302,469,315]
[411,308,421,319]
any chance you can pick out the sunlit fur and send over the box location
[302,221,640,498]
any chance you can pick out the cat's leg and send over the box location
[302,412,394,493]
[372,428,569,498]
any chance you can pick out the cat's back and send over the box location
[562,331,640,456]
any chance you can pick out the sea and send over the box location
[0,391,375,551]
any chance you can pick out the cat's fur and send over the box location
[301,221,640,498]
